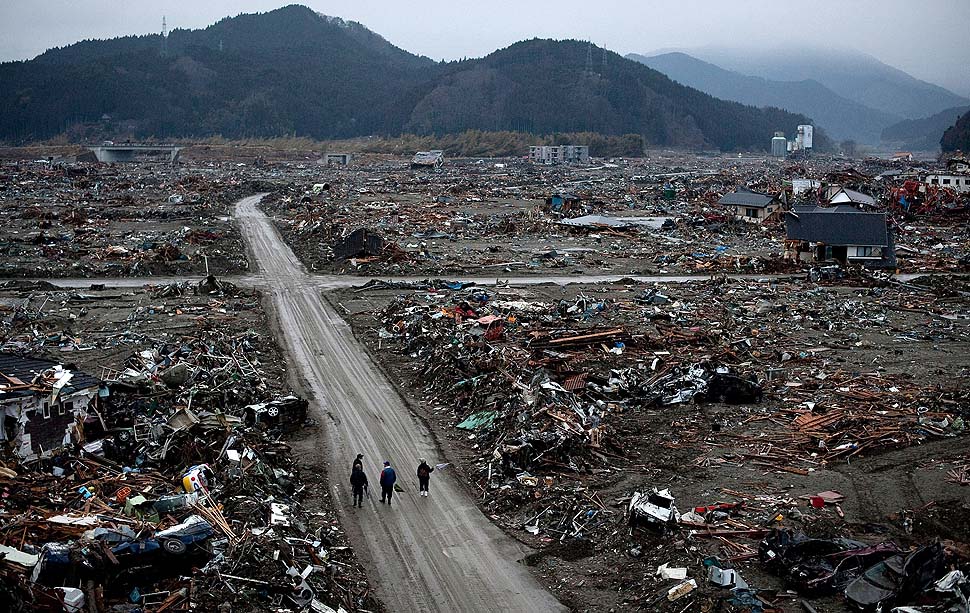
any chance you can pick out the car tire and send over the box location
[161,538,186,554]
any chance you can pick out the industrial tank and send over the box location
[771,132,788,158]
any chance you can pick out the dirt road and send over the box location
[234,195,566,612]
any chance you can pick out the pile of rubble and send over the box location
[363,276,967,480]
[0,279,378,612]
[339,272,970,611]
[609,491,970,612]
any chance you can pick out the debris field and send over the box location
[263,152,969,279]
[1,147,970,613]
[334,272,970,612]
[0,160,267,278]
[0,276,379,611]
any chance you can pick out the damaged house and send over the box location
[784,205,897,268]
[717,187,782,223]
[333,228,386,260]
[0,353,100,459]
[825,186,877,208]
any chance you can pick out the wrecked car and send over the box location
[111,515,214,559]
[30,517,213,589]
[651,363,762,406]
[760,529,865,573]
[629,488,679,533]
[30,543,98,587]
[790,542,902,595]
[759,529,903,595]
[243,395,309,430]
[703,370,764,404]
[844,542,947,610]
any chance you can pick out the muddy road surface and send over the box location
[234,194,566,613]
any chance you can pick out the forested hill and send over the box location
[405,39,827,151]
[0,4,823,151]
[0,5,435,140]
[941,109,970,153]
[882,105,970,151]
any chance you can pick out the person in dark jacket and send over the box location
[352,453,364,473]
[350,465,368,508]
[379,461,397,505]
[416,458,435,497]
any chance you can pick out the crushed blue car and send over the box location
[112,515,214,557]
[32,515,216,588]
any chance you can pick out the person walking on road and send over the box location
[350,465,368,508]
[379,461,397,506]
[416,458,435,497]
[352,453,364,472]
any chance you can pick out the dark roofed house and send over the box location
[784,205,896,269]
[0,353,101,459]
[717,187,781,223]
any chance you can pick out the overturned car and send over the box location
[649,362,763,406]
[31,515,215,588]
[243,396,308,431]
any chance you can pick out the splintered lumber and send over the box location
[793,410,843,431]
[192,501,238,544]
[678,521,768,538]
[544,328,626,347]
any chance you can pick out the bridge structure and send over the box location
[89,144,181,163]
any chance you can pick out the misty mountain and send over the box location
[941,109,970,153]
[627,51,898,143]
[403,40,826,151]
[881,105,970,151]
[0,5,819,152]
[672,46,968,121]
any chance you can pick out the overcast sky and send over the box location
[2,1,968,96]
